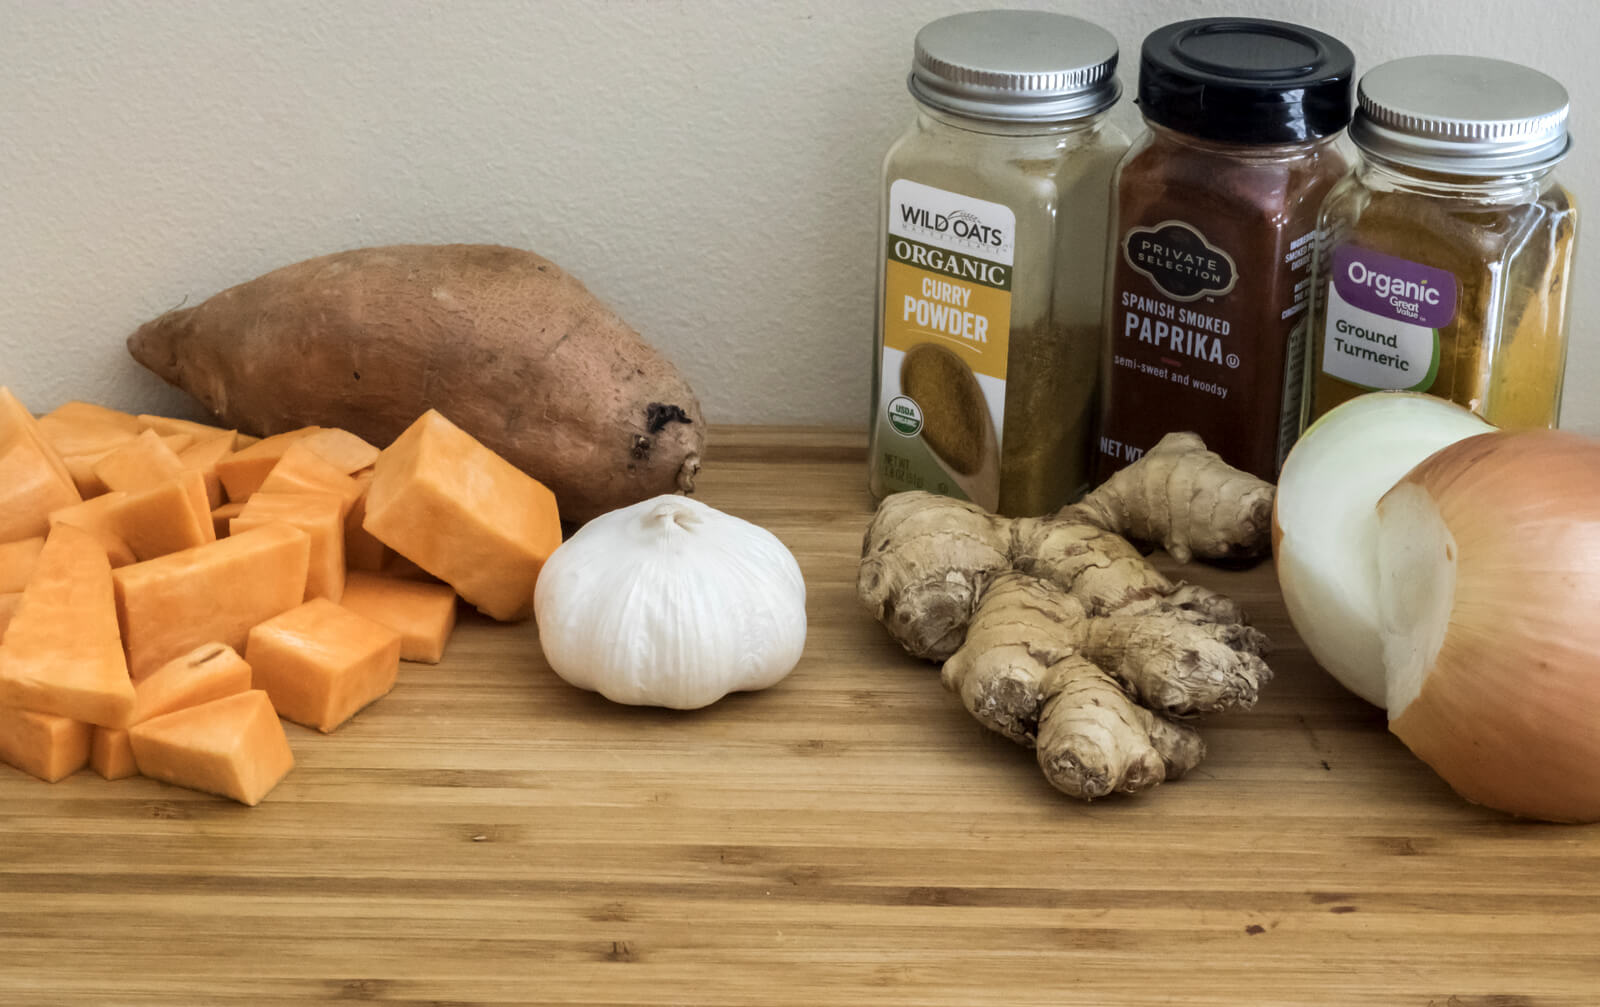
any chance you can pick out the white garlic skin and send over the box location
[533,495,807,710]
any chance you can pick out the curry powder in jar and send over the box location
[869,10,1128,516]
[1305,56,1577,429]
[1095,18,1354,483]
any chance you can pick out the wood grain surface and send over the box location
[2,427,1596,1006]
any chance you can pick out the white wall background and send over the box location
[2,0,1595,431]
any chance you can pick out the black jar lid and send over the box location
[1138,18,1355,144]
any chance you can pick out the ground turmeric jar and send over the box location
[868,10,1127,516]
[1304,56,1578,429]
[1095,18,1355,484]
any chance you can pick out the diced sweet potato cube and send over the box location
[0,593,20,642]
[110,471,216,561]
[59,453,114,498]
[91,430,186,494]
[48,493,137,567]
[0,525,135,727]
[0,537,44,593]
[0,706,92,782]
[298,428,380,475]
[90,726,137,780]
[129,690,294,806]
[337,572,457,664]
[178,432,237,509]
[343,471,391,573]
[0,439,81,543]
[257,443,363,516]
[113,523,311,679]
[90,643,253,781]
[1,389,79,505]
[139,415,243,448]
[41,402,142,434]
[231,493,345,602]
[246,599,400,733]
[211,501,245,540]
[363,410,561,621]
[215,428,322,503]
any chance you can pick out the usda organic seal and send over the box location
[887,395,923,436]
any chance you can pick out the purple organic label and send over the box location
[1331,245,1457,329]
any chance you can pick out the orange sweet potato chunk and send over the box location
[299,428,380,475]
[215,428,322,503]
[90,726,137,780]
[0,593,21,642]
[338,572,457,664]
[363,410,561,621]
[0,525,135,728]
[211,501,245,540]
[0,537,44,593]
[343,472,391,573]
[231,493,346,602]
[246,598,400,733]
[91,429,187,494]
[41,402,143,435]
[179,432,237,509]
[129,690,294,806]
[91,643,253,781]
[0,705,92,782]
[110,471,215,561]
[48,493,137,567]
[139,415,243,448]
[258,443,363,515]
[113,523,311,679]
[0,440,81,543]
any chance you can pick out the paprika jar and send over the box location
[1304,56,1578,430]
[869,10,1128,516]
[1096,18,1354,483]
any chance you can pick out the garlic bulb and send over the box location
[532,495,807,710]
[1377,430,1600,822]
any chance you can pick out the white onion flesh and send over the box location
[1274,393,1492,706]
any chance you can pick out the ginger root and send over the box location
[859,432,1275,800]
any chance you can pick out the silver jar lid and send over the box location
[909,10,1121,123]
[1351,55,1571,175]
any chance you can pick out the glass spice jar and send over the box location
[868,10,1128,516]
[1304,56,1578,430]
[1095,18,1354,483]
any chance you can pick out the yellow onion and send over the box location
[1274,392,1492,705]
[1378,430,1600,822]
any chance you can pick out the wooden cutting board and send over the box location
[2,427,1595,1005]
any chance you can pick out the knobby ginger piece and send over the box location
[363,409,561,621]
[0,525,135,728]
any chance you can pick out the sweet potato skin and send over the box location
[127,244,703,523]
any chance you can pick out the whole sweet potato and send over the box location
[127,244,704,522]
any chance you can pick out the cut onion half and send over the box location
[1378,430,1600,822]
[1274,393,1493,706]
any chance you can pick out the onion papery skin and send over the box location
[1381,431,1600,822]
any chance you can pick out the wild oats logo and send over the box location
[899,203,1006,247]
[1123,220,1238,301]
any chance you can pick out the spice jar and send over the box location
[869,10,1128,516]
[1095,18,1354,483]
[1304,56,1578,429]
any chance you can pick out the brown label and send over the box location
[1121,220,1239,301]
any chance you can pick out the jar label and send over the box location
[873,179,1015,512]
[1319,245,1453,391]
